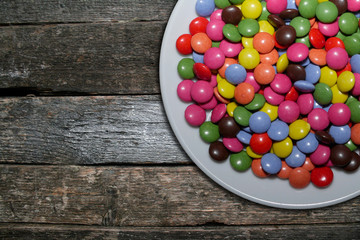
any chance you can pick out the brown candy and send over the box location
[330,145,352,167]
[275,25,296,46]
[315,130,335,145]
[209,141,229,161]
[268,14,285,28]
[222,5,242,25]
[286,64,306,82]
[329,0,347,15]
[218,116,241,138]
[344,151,360,171]
[279,9,299,19]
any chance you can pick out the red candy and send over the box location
[176,34,193,55]
[309,29,325,49]
[249,133,272,155]
[189,17,209,35]
[325,37,345,51]
[311,167,334,188]
[193,63,212,80]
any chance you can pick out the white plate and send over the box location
[159,0,360,209]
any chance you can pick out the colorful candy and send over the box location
[176,0,360,189]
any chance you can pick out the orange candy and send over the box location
[289,167,311,189]
[253,32,275,54]
[260,48,279,65]
[234,82,255,105]
[351,123,360,145]
[309,48,327,66]
[218,58,237,78]
[277,161,292,179]
[251,159,269,178]
[302,157,315,172]
[190,32,212,54]
[254,63,276,84]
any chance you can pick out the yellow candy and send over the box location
[331,84,348,103]
[238,48,260,70]
[218,79,235,99]
[258,20,275,35]
[319,66,337,87]
[226,102,238,117]
[242,37,254,48]
[272,137,293,158]
[276,53,289,73]
[289,120,311,140]
[246,146,263,158]
[217,73,226,83]
[241,0,262,19]
[337,71,355,92]
[318,0,328,2]
[260,102,278,121]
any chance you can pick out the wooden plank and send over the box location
[0,0,177,24]
[1,165,360,226]
[1,224,360,239]
[0,95,189,164]
[0,22,167,94]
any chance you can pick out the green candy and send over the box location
[258,1,270,21]
[315,1,338,23]
[290,17,311,38]
[345,139,357,151]
[233,106,252,127]
[335,31,347,40]
[346,95,358,106]
[238,18,260,37]
[339,12,359,35]
[199,122,220,143]
[313,83,333,105]
[223,24,242,42]
[298,0,318,19]
[214,0,231,8]
[177,58,195,79]
[230,0,245,4]
[212,41,221,48]
[344,34,360,56]
[245,93,266,111]
[295,35,311,48]
[230,151,252,171]
[349,101,360,123]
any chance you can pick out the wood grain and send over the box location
[0,0,177,24]
[1,224,360,239]
[0,95,189,164]
[1,165,360,227]
[0,22,167,94]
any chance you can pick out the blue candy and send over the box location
[236,130,252,145]
[329,125,351,144]
[305,63,321,84]
[313,99,323,109]
[195,0,216,17]
[297,133,319,154]
[299,57,310,67]
[225,64,247,85]
[249,111,271,133]
[294,80,315,93]
[350,54,360,74]
[192,52,204,63]
[285,146,306,168]
[267,119,289,141]
[261,153,282,174]
[323,104,332,112]
[287,0,297,9]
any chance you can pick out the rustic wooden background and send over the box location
[0,0,359,239]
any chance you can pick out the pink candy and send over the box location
[307,108,329,130]
[328,103,351,126]
[206,20,225,41]
[278,101,300,123]
[177,79,194,102]
[286,43,309,62]
[310,144,331,165]
[211,103,227,123]
[270,74,292,94]
[297,94,314,115]
[318,19,339,37]
[185,104,206,126]
[266,0,287,14]
[219,40,243,58]
[190,80,213,103]
[264,87,285,105]
[204,47,225,69]
[326,47,349,70]
[223,138,243,152]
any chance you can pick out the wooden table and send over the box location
[0,1,359,239]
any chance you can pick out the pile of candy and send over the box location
[175,0,360,188]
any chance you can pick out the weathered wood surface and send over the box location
[0,95,189,164]
[0,22,166,94]
[0,0,177,24]
[1,224,360,240]
[1,165,360,227]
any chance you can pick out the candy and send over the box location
[209,141,229,161]
[230,151,252,171]
[177,0,360,190]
